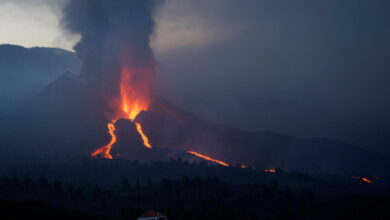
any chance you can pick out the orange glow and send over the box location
[120,66,151,120]
[91,62,154,159]
[135,122,152,148]
[119,66,153,149]
[352,176,374,183]
[265,169,276,173]
[187,150,230,167]
[91,121,117,159]
[361,177,374,184]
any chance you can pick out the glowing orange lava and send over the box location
[361,177,374,183]
[91,121,117,159]
[352,176,374,184]
[265,169,276,173]
[91,63,153,158]
[120,66,151,121]
[119,66,153,149]
[187,150,230,167]
[135,122,152,148]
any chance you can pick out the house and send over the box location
[137,210,168,220]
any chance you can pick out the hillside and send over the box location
[0,44,80,113]
[0,73,388,176]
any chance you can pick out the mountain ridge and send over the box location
[0,45,388,175]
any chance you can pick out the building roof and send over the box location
[139,210,166,218]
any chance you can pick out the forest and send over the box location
[0,159,388,219]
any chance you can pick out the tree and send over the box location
[23,174,35,190]
[39,175,50,190]
[53,181,64,194]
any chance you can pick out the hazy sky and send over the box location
[0,0,231,54]
[1,0,389,155]
[0,0,73,49]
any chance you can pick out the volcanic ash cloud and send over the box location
[61,0,164,97]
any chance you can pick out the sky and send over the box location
[0,0,389,155]
[0,0,234,54]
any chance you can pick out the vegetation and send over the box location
[0,159,388,219]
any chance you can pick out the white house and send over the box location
[137,210,168,220]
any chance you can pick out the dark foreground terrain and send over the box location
[0,159,389,220]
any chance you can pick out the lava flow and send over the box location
[91,64,153,159]
[119,66,153,149]
[135,123,152,148]
[187,150,230,167]
[361,177,374,183]
[352,176,374,184]
[265,169,276,173]
[91,121,117,159]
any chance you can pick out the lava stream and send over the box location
[91,121,117,159]
[135,122,152,148]
[91,64,154,159]
[120,66,153,149]
[352,176,374,184]
[361,177,374,183]
[187,150,230,167]
[265,169,276,173]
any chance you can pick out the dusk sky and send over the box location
[0,2,389,219]
[1,0,389,155]
[0,0,229,53]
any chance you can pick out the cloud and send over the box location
[153,0,390,155]
[153,17,241,54]
[152,0,244,54]
[0,0,75,50]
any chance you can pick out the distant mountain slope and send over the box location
[0,44,80,112]
[0,72,107,160]
[139,99,389,175]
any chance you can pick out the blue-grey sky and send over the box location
[1,0,389,155]
[0,0,232,53]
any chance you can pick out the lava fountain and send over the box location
[91,60,154,158]
[62,0,161,159]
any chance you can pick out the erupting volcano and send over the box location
[91,62,154,158]
[59,0,170,161]
[61,0,162,160]
[68,0,231,166]
[91,61,229,166]
[55,0,388,175]
[89,60,232,166]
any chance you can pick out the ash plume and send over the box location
[61,0,163,95]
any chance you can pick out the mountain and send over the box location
[0,72,187,163]
[0,72,387,175]
[0,44,80,113]
[139,99,389,175]
[0,72,106,161]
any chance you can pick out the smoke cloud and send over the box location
[61,0,163,95]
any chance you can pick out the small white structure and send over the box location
[137,210,168,220]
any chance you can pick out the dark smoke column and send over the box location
[61,0,163,97]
